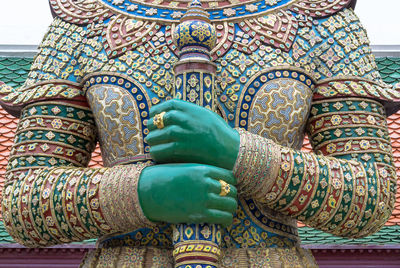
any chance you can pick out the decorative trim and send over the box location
[0,80,85,117]
[313,77,400,116]
[97,0,300,23]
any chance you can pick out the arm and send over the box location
[0,17,156,247]
[1,98,237,247]
[1,99,152,247]
[233,96,396,238]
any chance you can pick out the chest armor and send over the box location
[82,0,317,166]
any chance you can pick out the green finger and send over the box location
[207,193,238,213]
[206,166,237,185]
[147,112,168,132]
[147,117,156,132]
[146,125,187,146]
[149,99,184,118]
[147,110,188,132]
[149,142,180,163]
[206,209,234,227]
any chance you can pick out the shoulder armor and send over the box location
[313,78,400,116]
[0,81,85,118]
[49,0,113,25]
[290,0,353,18]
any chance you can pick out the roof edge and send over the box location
[1,44,400,58]
[371,45,400,57]
[0,243,399,251]
[0,45,38,57]
[303,244,400,250]
[0,243,96,249]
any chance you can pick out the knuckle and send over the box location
[171,141,183,156]
[165,110,177,125]
[166,110,175,123]
[168,110,186,127]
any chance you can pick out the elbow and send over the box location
[350,168,397,239]
[2,196,51,248]
[1,217,52,248]
[1,217,38,248]
[348,196,395,239]
[326,191,396,240]
[349,214,391,239]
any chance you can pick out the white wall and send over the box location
[0,0,399,45]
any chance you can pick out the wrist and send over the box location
[233,129,281,199]
[99,161,155,232]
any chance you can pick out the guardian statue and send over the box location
[1,0,398,267]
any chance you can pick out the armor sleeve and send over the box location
[233,8,398,239]
[1,100,153,247]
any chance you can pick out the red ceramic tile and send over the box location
[88,146,103,168]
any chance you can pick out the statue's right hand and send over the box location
[138,163,237,227]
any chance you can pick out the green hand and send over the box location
[138,163,237,227]
[146,99,240,170]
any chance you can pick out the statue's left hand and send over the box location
[146,99,239,170]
